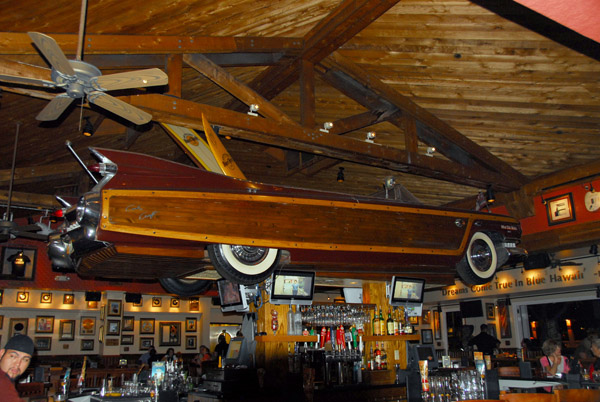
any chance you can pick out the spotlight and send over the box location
[337,167,345,183]
[82,116,94,137]
[320,122,334,133]
[486,185,495,204]
[383,176,395,199]
[248,104,260,116]
[365,131,376,143]
[425,146,436,157]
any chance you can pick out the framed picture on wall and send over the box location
[35,316,54,333]
[59,320,75,341]
[140,318,155,334]
[107,320,121,336]
[1,246,37,280]
[121,334,134,345]
[34,337,52,351]
[108,300,122,316]
[0,315,3,329]
[122,316,134,332]
[433,310,441,340]
[80,317,96,336]
[81,339,94,351]
[185,318,197,332]
[159,322,181,346]
[421,329,433,344]
[186,336,197,350]
[497,299,512,339]
[9,318,28,338]
[140,337,154,350]
[486,303,495,320]
[546,193,576,226]
[189,298,199,312]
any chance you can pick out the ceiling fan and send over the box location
[0,1,167,125]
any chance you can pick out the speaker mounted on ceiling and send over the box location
[85,291,101,301]
[125,292,142,304]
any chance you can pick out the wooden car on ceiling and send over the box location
[47,147,526,296]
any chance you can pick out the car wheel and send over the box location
[207,244,281,285]
[456,232,502,285]
[158,277,213,297]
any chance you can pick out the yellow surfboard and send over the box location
[202,114,246,180]
[161,123,222,173]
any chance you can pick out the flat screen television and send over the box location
[217,279,249,313]
[389,277,425,306]
[408,343,439,370]
[269,269,315,305]
[459,300,483,318]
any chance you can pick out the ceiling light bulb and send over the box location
[320,122,334,133]
[426,146,436,157]
[248,104,260,116]
[366,131,376,143]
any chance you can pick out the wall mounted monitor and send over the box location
[459,300,484,318]
[389,276,425,306]
[269,269,315,305]
[217,279,249,313]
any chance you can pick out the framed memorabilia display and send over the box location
[486,303,495,320]
[433,310,441,340]
[16,291,29,303]
[108,299,122,316]
[98,326,104,343]
[88,301,98,309]
[159,322,181,346]
[189,298,199,312]
[9,318,28,338]
[122,316,134,332]
[80,317,96,336]
[422,310,431,325]
[121,334,134,345]
[186,336,197,350]
[140,318,155,334]
[0,315,3,329]
[497,299,512,339]
[107,320,121,336]
[63,294,74,304]
[185,318,197,332]
[152,297,162,307]
[59,320,75,341]
[421,329,433,344]
[35,337,52,351]
[40,292,52,303]
[35,316,54,333]
[1,246,37,280]
[546,193,576,226]
[140,337,154,350]
[170,298,180,308]
[105,338,119,346]
[81,339,94,351]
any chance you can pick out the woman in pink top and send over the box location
[540,339,570,377]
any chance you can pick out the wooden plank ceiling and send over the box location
[0,0,599,279]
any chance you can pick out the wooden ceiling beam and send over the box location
[129,94,515,190]
[0,190,60,210]
[0,57,51,80]
[0,32,303,55]
[320,52,529,188]
[0,163,80,186]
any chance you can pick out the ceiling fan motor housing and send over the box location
[51,60,102,99]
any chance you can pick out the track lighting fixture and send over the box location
[248,104,259,116]
[486,185,495,204]
[383,176,395,199]
[426,146,436,157]
[320,121,334,133]
[365,131,376,143]
[337,167,345,183]
[82,116,94,137]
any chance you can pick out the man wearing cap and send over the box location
[0,334,35,402]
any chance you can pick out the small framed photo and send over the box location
[105,338,119,346]
[152,297,162,307]
[189,298,199,312]
[186,335,197,350]
[486,303,495,320]
[59,320,75,341]
[185,318,197,332]
[1,246,37,280]
[9,318,28,338]
[122,316,134,332]
[107,320,121,336]
[63,294,74,304]
[421,328,433,344]
[0,315,3,330]
[546,193,576,226]
[140,337,154,350]
[16,291,29,303]
[80,316,96,336]
[81,339,94,351]
[108,300,122,316]
[40,292,52,303]
[35,337,52,351]
[140,318,155,334]
[121,334,134,345]
[409,316,419,325]
[170,298,180,308]
[35,316,54,333]
[159,322,181,346]
[88,301,98,309]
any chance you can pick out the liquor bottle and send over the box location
[381,342,387,370]
[387,308,394,335]
[373,308,380,336]
[379,307,386,336]
[287,305,295,335]
[374,342,381,370]
[393,307,399,335]
[369,345,374,370]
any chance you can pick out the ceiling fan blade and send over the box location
[88,91,152,125]
[36,94,74,121]
[0,73,55,88]
[92,68,168,91]
[28,32,76,76]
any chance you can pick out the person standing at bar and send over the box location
[468,324,500,357]
[0,334,35,402]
